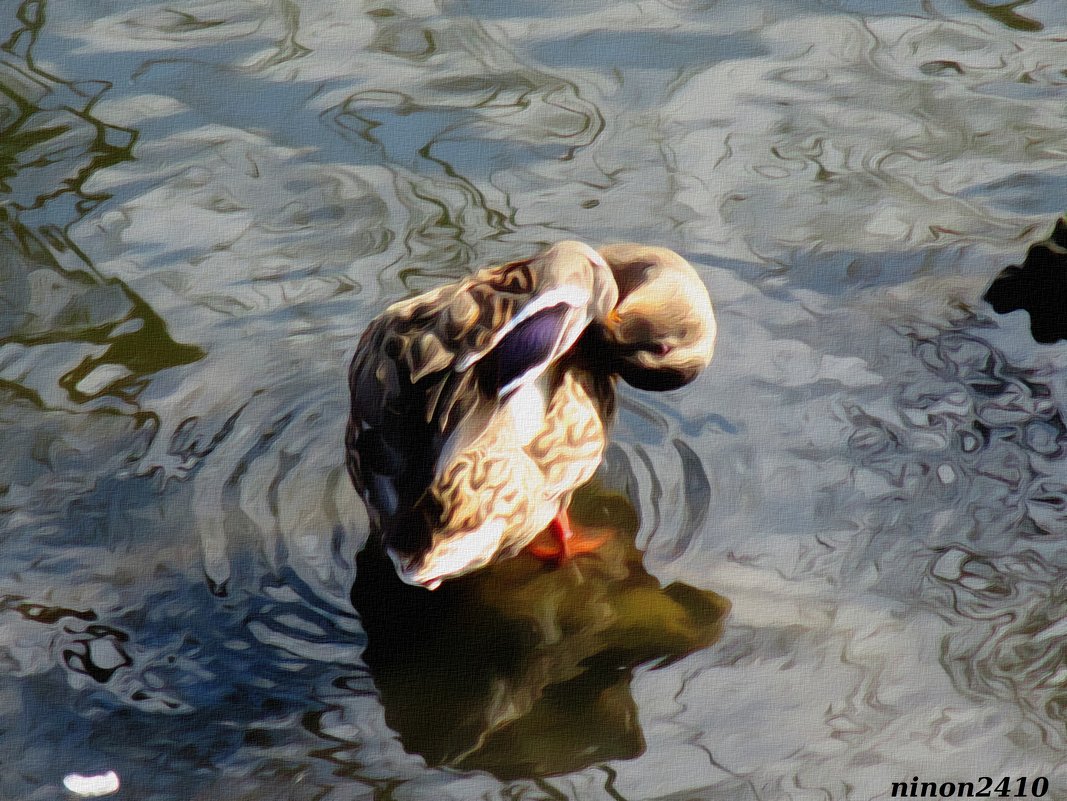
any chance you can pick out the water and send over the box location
[3,0,1067,798]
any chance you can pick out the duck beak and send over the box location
[399,564,444,591]
[389,553,444,590]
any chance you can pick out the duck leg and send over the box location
[528,507,607,563]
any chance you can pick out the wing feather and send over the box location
[346,254,595,552]
[481,303,572,397]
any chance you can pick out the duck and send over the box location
[345,241,716,589]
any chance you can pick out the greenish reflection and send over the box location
[0,0,205,404]
[366,6,437,62]
[351,483,729,780]
[962,0,1042,31]
[57,287,206,401]
[1,216,205,402]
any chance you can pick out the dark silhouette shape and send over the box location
[984,217,1067,343]
[350,483,729,779]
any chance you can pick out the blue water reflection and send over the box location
[3,0,1067,799]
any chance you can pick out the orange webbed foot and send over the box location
[527,509,609,564]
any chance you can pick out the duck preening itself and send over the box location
[345,241,716,589]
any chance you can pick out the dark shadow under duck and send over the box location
[350,482,730,779]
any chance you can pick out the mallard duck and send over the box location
[346,241,716,589]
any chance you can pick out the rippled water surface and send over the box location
[5,0,1067,798]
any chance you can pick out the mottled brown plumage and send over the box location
[346,241,716,588]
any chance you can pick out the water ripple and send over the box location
[4,0,1067,798]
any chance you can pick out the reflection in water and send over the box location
[984,217,1067,343]
[6,0,1067,797]
[351,484,729,780]
[962,0,1042,32]
[0,1,204,411]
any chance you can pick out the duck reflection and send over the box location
[350,483,729,780]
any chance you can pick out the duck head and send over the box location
[597,244,716,391]
[389,518,510,590]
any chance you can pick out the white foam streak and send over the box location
[62,771,120,797]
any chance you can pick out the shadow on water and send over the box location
[351,483,729,780]
[984,216,1067,344]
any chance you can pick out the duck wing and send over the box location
[478,301,575,396]
[346,255,598,550]
[345,310,446,557]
